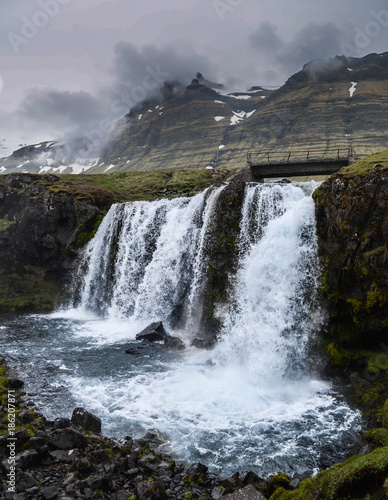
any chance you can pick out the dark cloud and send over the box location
[13,42,216,160]
[249,21,343,79]
[248,23,283,55]
[112,42,215,103]
[18,89,108,129]
[279,23,343,73]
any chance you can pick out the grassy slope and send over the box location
[60,167,235,202]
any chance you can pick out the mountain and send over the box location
[1,52,387,175]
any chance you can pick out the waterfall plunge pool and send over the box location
[0,181,363,478]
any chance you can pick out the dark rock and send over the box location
[191,337,216,350]
[89,475,112,491]
[42,485,59,500]
[53,417,71,429]
[239,471,264,490]
[314,165,388,347]
[16,472,36,492]
[28,436,46,450]
[136,322,169,342]
[49,428,88,450]
[17,410,34,424]
[136,480,167,500]
[164,336,185,351]
[8,378,24,389]
[71,407,102,433]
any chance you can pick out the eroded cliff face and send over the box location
[0,174,114,312]
[313,153,388,348]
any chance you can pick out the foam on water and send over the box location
[0,181,362,477]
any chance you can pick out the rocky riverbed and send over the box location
[1,361,300,500]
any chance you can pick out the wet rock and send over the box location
[239,471,264,490]
[8,378,24,389]
[191,337,215,350]
[164,336,185,351]
[125,344,153,355]
[53,417,71,429]
[71,407,102,433]
[136,322,169,342]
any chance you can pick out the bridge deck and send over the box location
[247,147,353,181]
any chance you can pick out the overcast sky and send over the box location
[0,0,387,156]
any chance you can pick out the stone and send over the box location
[223,484,266,500]
[164,336,185,351]
[135,322,169,342]
[17,410,34,424]
[8,378,24,389]
[71,407,102,433]
[49,428,88,450]
[53,417,71,429]
[191,337,216,350]
[212,486,225,499]
[42,485,59,500]
[49,449,79,463]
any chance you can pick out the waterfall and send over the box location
[77,185,226,329]
[214,182,321,383]
[1,179,360,478]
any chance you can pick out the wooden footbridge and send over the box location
[247,147,353,182]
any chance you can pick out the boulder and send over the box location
[136,322,169,342]
[164,336,185,351]
[71,407,102,433]
[48,428,88,450]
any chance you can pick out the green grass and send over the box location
[338,150,388,178]
[272,447,388,500]
[59,168,235,203]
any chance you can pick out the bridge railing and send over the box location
[247,147,352,165]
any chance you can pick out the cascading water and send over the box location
[0,181,361,478]
[77,186,224,329]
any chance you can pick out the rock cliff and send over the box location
[313,151,388,348]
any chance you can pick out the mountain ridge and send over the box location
[1,52,387,175]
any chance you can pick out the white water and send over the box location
[0,181,361,477]
[78,186,225,331]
